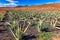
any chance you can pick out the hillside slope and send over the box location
[0,3,60,12]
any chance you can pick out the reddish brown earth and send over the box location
[0,3,60,13]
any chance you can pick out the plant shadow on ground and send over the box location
[0,10,60,40]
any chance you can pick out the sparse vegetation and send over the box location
[0,10,60,40]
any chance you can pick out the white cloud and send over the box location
[6,0,18,3]
[46,0,60,4]
[0,0,19,7]
[0,3,18,7]
[46,2,60,4]
[46,2,55,4]
[6,0,14,2]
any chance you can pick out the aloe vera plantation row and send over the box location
[0,10,60,40]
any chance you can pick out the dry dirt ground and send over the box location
[0,21,12,40]
[52,31,60,40]
[0,3,60,40]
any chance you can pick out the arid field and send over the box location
[0,3,60,40]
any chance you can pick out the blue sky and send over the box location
[0,0,60,7]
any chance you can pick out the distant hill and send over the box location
[0,3,60,12]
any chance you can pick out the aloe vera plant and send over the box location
[6,20,31,40]
[0,13,5,21]
[3,10,60,40]
[5,11,32,40]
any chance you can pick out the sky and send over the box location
[0,0,60,7]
